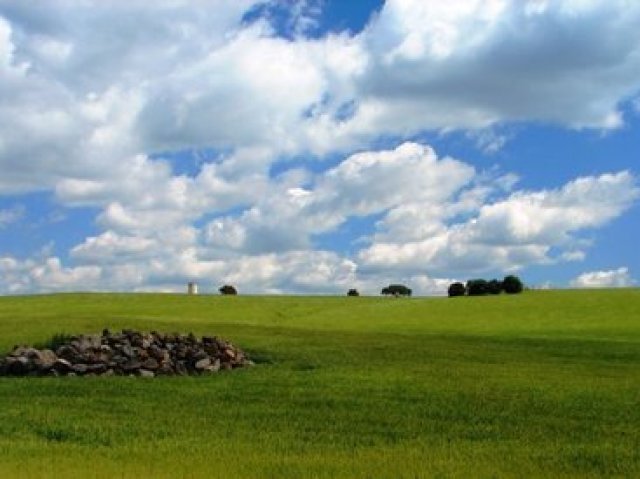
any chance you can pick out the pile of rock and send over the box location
[0,329,253,377]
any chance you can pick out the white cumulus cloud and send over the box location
[359,170,639,275]
[570,267,634,288]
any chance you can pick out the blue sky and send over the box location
[0,0,639,294]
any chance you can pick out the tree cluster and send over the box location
[218,284,238,295]
[381,284,412,297]
[448,275,524,297]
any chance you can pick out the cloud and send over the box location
[0,204,24,228]
[1,3,640,295]
[204,142,475,254]
[352,0,640,134]
[1,249,358,295]
[359,170,639,275]
[2,0,640,198]
[570,267,634,288]
[0,256,102,294]
[2,138,638,295]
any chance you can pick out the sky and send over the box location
[0,0,639,295]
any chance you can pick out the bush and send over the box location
[502,275,523,294]
[347,289,360,297]
[381,284,412,297]
[466,279,489,296]
[219,284,238,295]
[447,282,466,297]
[487,279,503,295]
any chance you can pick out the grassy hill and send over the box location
[0,290,639,478]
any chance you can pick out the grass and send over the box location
[0,289,639,478]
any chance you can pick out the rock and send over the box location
[52,358,73,373]
[222,348,236,361]
[72,363,88,375]
[205,358,221,373]
[33,349,57,372]
[121,360,141,374]
[137,369,155,378]
[195,357,211,371]
[141,358,159,370]
[56,345,78,361]
[149,345,163,360]
[87,363,107,375]
[156,364,174,376]
[174,361,188,376]
[6,357,30,375]
[9,346,28,357]
[120,345,135,359]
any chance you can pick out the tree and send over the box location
[347,289,360,297]
[381,284,412,297]
[502,275,523,294]
[466,279,489,296]
[487,279,503,295]
[219,284,238,295]
[447,282,466,297]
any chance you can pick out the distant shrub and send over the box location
[487,279,503,295]
[347,289,360,297]
[502,275,524,294]
[381,284,412,297]
[466,279,489,296]
[219,284,238,295]
[447,282,466,297]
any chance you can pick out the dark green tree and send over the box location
[466,279,489,296]
[502,275,524,294]
[487,279,503,295]
[447,282,466,297]
[219,284,238,295]
[347,288,360,297]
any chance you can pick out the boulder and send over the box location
[195,357,211,370]
[52,358,73,374]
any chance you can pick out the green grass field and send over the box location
[0,289,639,478]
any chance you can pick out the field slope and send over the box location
[0,289,639,478]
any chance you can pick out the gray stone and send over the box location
[141,358,159,370]
[174,361,188,376]
[205,358,221,373]
[52,358,73,373]
[87,363,107,375]
[6,357,30,375]
[121,345,135,358]
[56,345,78,361]
[72,363,88,375]
[195,357,211,370]
[121,360,141,373]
